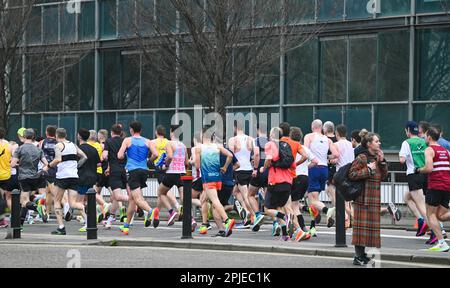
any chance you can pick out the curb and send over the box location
[92,239,450,266]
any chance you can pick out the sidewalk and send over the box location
[2,219,449,267]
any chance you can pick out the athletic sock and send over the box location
[281,225,287,236]
[297,215,306,230]
[322,207,328,214]
[310,220,316,229]
[276,212,285,220]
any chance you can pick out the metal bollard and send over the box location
[86,189,98,240]
[335,187,347,248]
[11,189,21,239]
[181,175,193,239]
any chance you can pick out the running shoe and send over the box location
[199,225,208,235]
[64,208,73,222]
[443,230,448,239]
[279,235,290,241]
[105,221,112,230]
[152,208,160,228]
[191,219,197,232]
[79,226,87,233]
[243,216,252,227]
[309,206,321,224]
[0,218,9,228]
[235,222,251,229]
[225,219,235,237]
[416,219,428,237]
[77,216,86,224]
[272,221,281,237]
[119,225,129,235]
[144,210,152,228]
[426,231,438,245]
[326,207,336,228]
[428,242,450,252]
[353,256,368,266]
[234,199,246,220]
[387,202,402,222]
[51,227,66,235]
[212,231,227,238]
[252,213,264,230]
[294,228,307,242]
[119,207,127,222]
[168,210,179,226]
[252,224,261,232]
[309,227,318,238]
[206,223,212,230]
[37,205,46,222]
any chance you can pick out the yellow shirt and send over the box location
[153,138,169,167]
[0,141,11,181]
[88,141,103,174]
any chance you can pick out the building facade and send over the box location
[8,0,450,152]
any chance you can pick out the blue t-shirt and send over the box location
[126,137,149,172]
[220,147,238,187]
[200,144,222,184]
[438,138,450,152]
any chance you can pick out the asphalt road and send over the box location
[0,243,445,268]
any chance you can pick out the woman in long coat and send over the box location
[348,131,388,266]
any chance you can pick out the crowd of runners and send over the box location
[0,118,450,262]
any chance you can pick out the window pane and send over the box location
[42,115,58,134]
[7,115,22,141]
[60,4,76,42]
[25,115,42,137]
[415,104,450,133]
[137,0,155,35]
[284,107,313,135]
[27,7,42,44]
[349,37,376,102]
[157,0,177,33]
[79,1,96,40]
[346,0,373,19]
[43,5,59,43]
[380,0,410,16]
[417,28,450,101]
[378,30,410,101]
[316,106,342,125]
[137,112,154,139]
[100,50,120,109]
[286,0,316,23]
[286,40,318,104]
[256,62,279,105]
[122,53,140,109]
[98,113,116,131]
[318,0,344,21]
[320,39,347,103]
[77,114,94,131]
[59,114,76,142]
[155,111,174,133]
[9,56,22,113]
[119,0,135,37]
[375,105,408,151]
[417,0,450,13]
[117,113,136,135]
[345,106,372,136]
[101,0,117,38]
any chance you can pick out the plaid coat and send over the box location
[348,152,388,248]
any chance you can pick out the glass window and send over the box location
[77,114,94,131]
[117,113,136,135]
[318,0,344,21]
[286,0,316,23]
[345,106,372,136]
[27,7,42,44]
[286,39,318,104]
[79,1,96,40]
[284,107,313,136]
[43,5,59,43]
[415,104,450,132]
[25,115,42,137]
[137,0,155,35]
[375,105,408,151]
[9,57,23,113]
[254,0,282,27]
[320,39,347,103]
[136,112,154,139]
[417,0,450,13]
[417,28,450,101]
[100,50,121,109]
[316,106,343,126]
[42,115,58,133]
[122,53,140,109]
[60,4,76,42]
[98,113,116,131]
[349,36,377,102]
[255,61,280,105]
[380,0,410,16]
[65,53,95,111]
[157,0,177,33]
[346,0,373,19]
[155,111,175,133]
[59,114,76,142]
[119,0,136,37]
[101,0,117,38]
[180,87,204,108]
[7,115,22,141]
[378,30,410,101]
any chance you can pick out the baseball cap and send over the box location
[406,121,419,135]
[17,127,26,138]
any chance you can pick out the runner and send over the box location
[323,121,338,211]
[0,128,16,227]
[196,127,235,237]
[156,125,188,227]
[47,128,88,235]
[290,127,317,242]
[416,126,450,252]
[434,124,450,152]
[261,127,294,241]
[39,125,58,221]
[118,121,158,235]
[76,129,101,224]
[11,129,49,227]
[248,123,269,232]
[228,122,260,227]
[190,132,204,233]
[103,124,129,228]
[304,120,339,233]
[399,121,429,237]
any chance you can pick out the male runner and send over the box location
[0,128,16,227]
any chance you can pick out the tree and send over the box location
[122,0,323,123]
[0,0,93,133]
